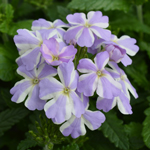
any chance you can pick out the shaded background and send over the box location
[0,0,150,149]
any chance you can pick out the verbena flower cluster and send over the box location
[10,11,139,138]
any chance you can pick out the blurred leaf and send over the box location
[110,14,150,34]
[9,20,33,36]
[101,111,129,150]
[5,4,14,22]
[68,0,131,12]
[132,0,148,5]
[142,108,150,148]
[17,138,38,150]
[124,122,144,149]
[0,42,18,81]
[57,6,71,22]
[57,143,79,150]
[139,41,150,58]
[0,107,29,136]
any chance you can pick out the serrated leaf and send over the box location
[17,139,37,150]
[142,108,150,148]
[0,107,29,136]
[110,15,150,34]
[68,0,131,12]
[124,122,144,149]
[58,143,79,150]
[101,111,129,150]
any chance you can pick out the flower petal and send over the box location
[60,115,86,138]
[77,28,94,47]
[78,73,98,96]
[83,110,105,130]
[121,54,132,66]
[25,85,46,110]
[94,51,109,71]
[77,58,97,73]
[39,78,63,100]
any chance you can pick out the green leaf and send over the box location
[57,6,71,23]
[17,139,38,150]
[0,107,29,136]
[139,41,150,58]
[142,108,150,148]
[101,111,129,150]
[5,4,14,22]
[9,20,33,36]
[58,143,79,150]
[110,14,150,34]
[124,122,144,149]
[68,0,131,12]
[133,0,148,5]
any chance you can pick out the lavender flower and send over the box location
[10,63,57,110]
[60,92,105,138]
[64,11,111,47]
[39,61,85,124]
[40,38,77,66]
[32,19,69,39]
[14,29,57,70]
[77,51,121,98]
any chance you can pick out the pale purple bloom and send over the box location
[14,29,57,70]
[110,35,139,66]
[96,92,132,115]
[77,51,122,98]
[107,61,138,99]
[10,63,57,110]
[105,44,126,63]
[39,61,85,124]
[64,11,111,47]
[40,38,77,66]
[32,19,69,39]
[60,92,105,138]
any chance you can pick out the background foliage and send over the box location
[0,0,150,149]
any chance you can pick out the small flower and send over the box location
[77,51,121,98]
[107,61,138,99]
[10,63,57,110]
[60,92,105,138]
[105,44,126,63]
[14,29,57,70]
[64,11,111,47]
[39,61,85,124]
[32,19,70,39]
[40,38,77,66]
[110,35,139,66]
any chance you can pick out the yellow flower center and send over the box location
[63,87,70,95]
[32,78,39,84]
[84,21,91,28]
[96,70,102,77]
[52,56,59,61]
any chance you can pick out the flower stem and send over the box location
[136,5,143,40]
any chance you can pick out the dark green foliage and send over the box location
[101,111,129,150]
[68,0,131,12]
[0,107,29,136]
[17,139,38,150]
[57,143,79,150]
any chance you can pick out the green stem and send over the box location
[136,5,143,40]
[43,143,53,150]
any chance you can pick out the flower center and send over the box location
[32,78,39,84]
[63,87,70,95]
[52,56,59,61]
[84,21,91,28]
[121,75,125,81]
[96,70,102,77]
